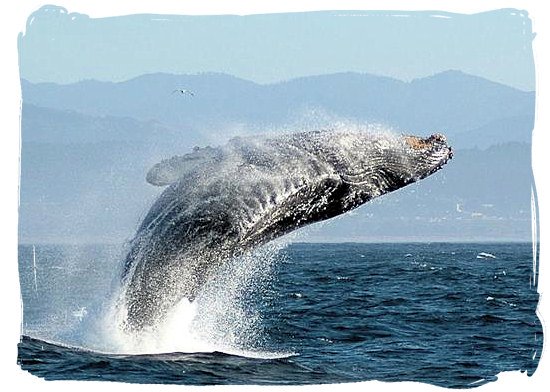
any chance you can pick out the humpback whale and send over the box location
[121,130,452,331]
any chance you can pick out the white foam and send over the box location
[477,252,497,259]
[90,240,295,359]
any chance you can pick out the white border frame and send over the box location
[2,2,547,391]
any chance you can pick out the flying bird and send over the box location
[172,89,195,96]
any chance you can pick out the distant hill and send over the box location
[18,71,537,243]
[19,141,161,243]
[452,115,534,149]
[21,71,535,147]
[18,138,534,243]
[21,104,188,145]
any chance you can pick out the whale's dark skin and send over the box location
[121,130,452,331]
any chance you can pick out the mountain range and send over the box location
[18,71,536,243]
[21,70,534,147]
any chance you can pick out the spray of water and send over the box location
[32,245,38,294]
[91,239,292,358]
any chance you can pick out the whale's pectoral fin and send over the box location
[146,146,219,186]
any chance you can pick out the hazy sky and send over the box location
[19,6,535,90]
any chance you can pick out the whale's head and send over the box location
[306,130,453,208]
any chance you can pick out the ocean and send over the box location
[17,242,542,387]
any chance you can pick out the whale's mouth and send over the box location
[427,134,453,174]
[405,133,453,176]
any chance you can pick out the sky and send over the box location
[18,5,535,91]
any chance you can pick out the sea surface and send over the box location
[17,242,542,387]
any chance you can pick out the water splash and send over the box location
[93,239,293,358]
[32,245,38,294]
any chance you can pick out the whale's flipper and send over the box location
[146,146,219,186]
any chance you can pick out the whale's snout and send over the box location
[428,133,452,160]
[431,133,452,162]
[400,132,453,181]
[405,133,452,161]
[428,133,447,143]
[404,133,448,150]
